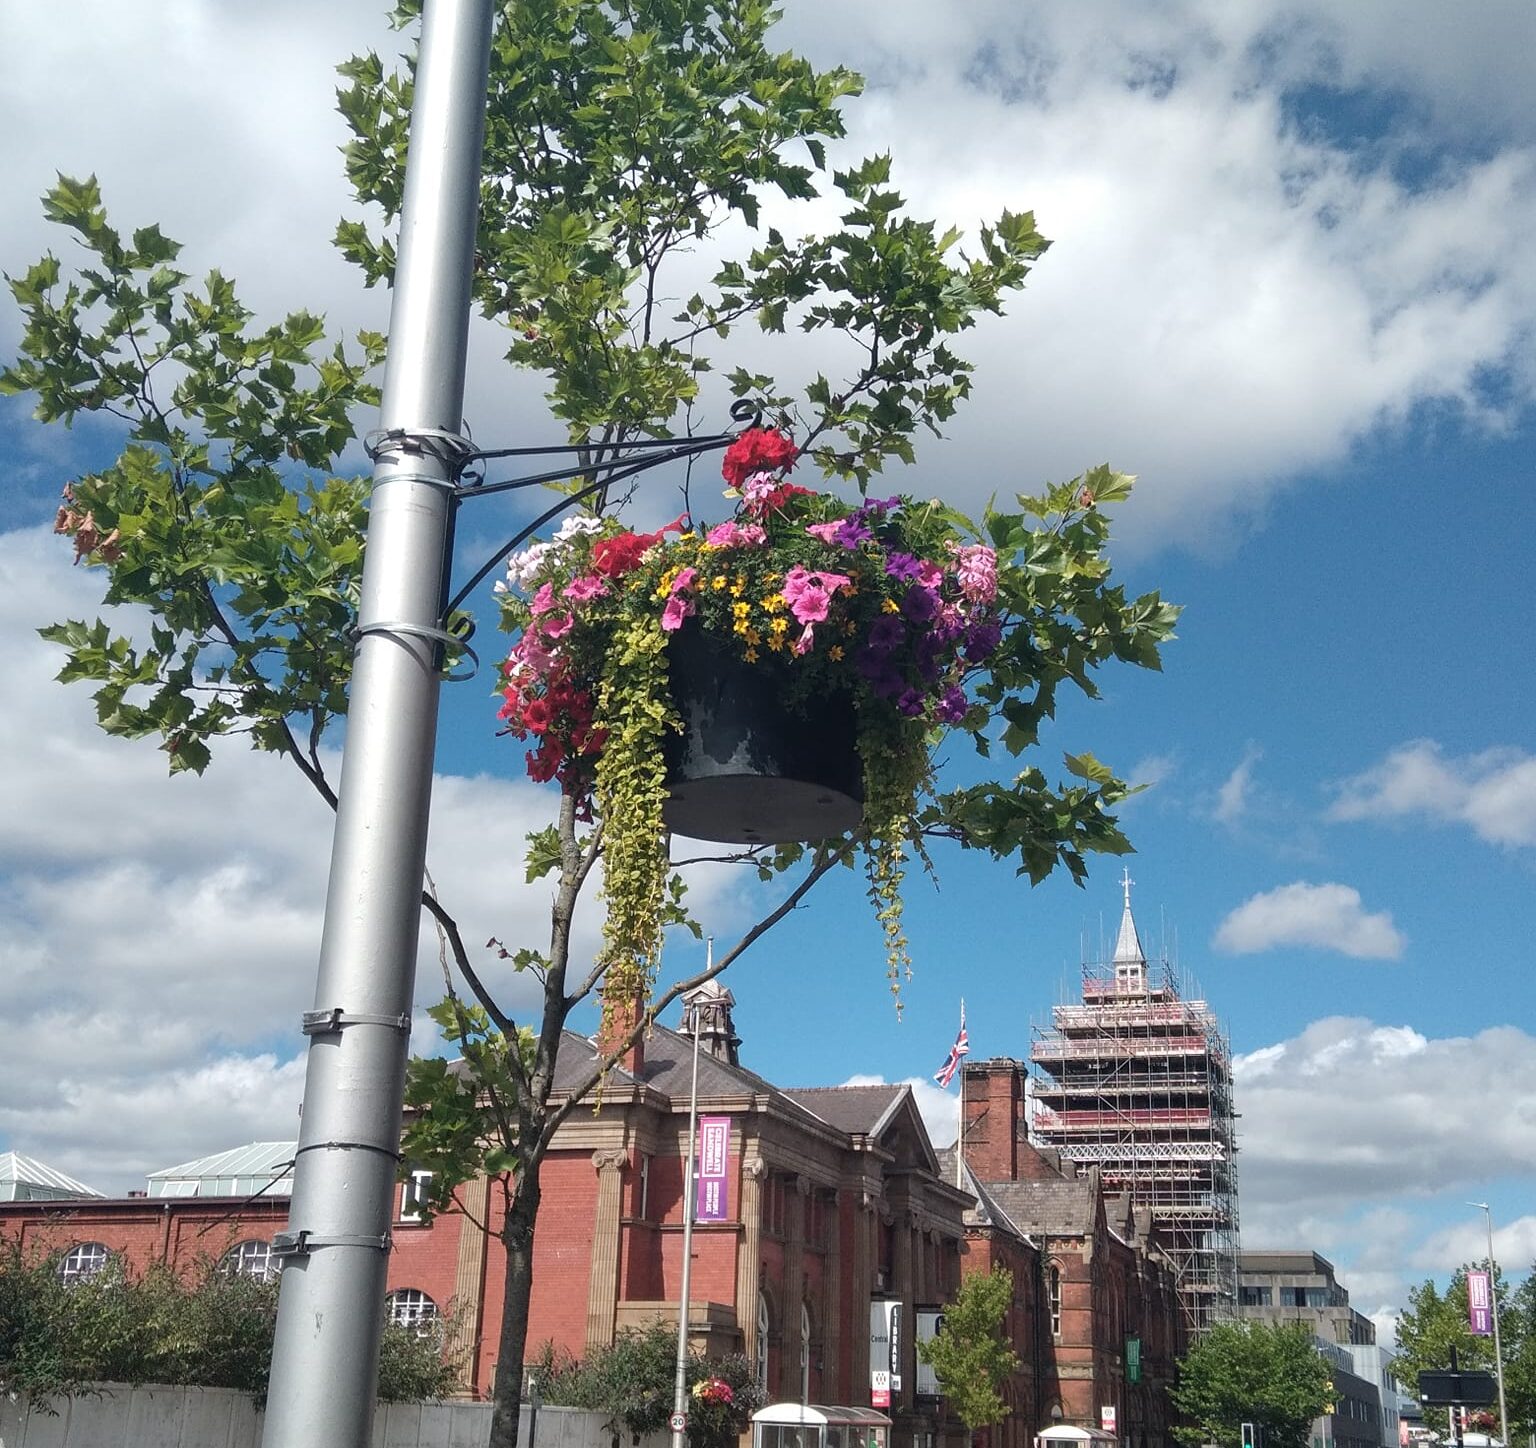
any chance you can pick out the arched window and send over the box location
[221,1239,277,1281]
[1048,1264,1062,1339]
[57,1242,110,1285]
[755,1292,770,1390]
[800,1302,811,1404]
[385,1288,439,1335]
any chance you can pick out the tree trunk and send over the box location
[488,1171,543,1448]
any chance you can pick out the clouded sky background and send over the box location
[2,0,1533,1341]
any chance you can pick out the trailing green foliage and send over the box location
[0,1241,457,1407]
[916,1267,1019,1429]
[1171,1321,1332,1448]
[529,1322,765,1448]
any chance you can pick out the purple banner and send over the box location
[1468,1269,1493,1336]
[695,1116,731,1222]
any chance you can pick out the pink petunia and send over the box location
[563,573,609,602]
[705,520,768,549]
[530,582,559,616]
[661,594,695,631]
[782,564,852,625]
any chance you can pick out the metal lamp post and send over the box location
[671,947,710,1448]
[259,3,494,1444]
[1468,1201,1510,1447]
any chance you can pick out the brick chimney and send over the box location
[961,1058,1025,1182]
[597,990,646,1078]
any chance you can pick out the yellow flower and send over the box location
[881,598,901,614]
[732,601,752,620]
[762,593,786,613]
[829,645,845,661]
[770,617,789,636]
[744,646,759,662]
[712,575,728,591]
[744,626,761,645]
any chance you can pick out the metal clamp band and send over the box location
[293,1140,402,1163]
[271,1229,391,1259]
[365,426,477,464]
[353,619,461,647]
[301,1008,412,1036]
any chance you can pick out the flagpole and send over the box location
[955,999,965,1189]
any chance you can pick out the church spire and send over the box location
[1112,867,1147,986]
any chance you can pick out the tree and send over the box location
[1392,1263,1532,1442]
[1171,1321,1332,1448]
[4,4,1178,1447]
[917,1267,1019,1430]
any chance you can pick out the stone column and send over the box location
[780,1175,811,1398]
[850,1188,878,1394]
[736,1158,768,1364]
[585,1149,628,1350]
[822,1189,842,1400]
[448,1174,490,1392]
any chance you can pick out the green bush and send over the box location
[0,1239,457,1406]
[533,1322,766,1448]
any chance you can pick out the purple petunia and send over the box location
[866,615,906,653]
[901,584,941,625]
[936,685,969,724]
[884,552,924,583]
[964,618,1002,661]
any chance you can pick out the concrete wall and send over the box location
[0,1386,670,1448]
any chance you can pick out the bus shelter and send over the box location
[753,1403,894,1448]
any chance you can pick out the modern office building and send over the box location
[1029,874,1240,1333]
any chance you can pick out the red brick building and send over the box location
[1,984,1185,1448]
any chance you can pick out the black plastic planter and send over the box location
[661,623,864,844]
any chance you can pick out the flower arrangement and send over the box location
[497,427,1006,1017]
[691,1377,735,1406]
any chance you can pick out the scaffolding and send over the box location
[1029,874,1239,1334]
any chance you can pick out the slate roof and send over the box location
[0,1152,103,1202]
[980,1176,1099,1238]
[778,1084,907,1137]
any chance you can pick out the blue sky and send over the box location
[2,1,1533,1337]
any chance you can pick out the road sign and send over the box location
[1418,1370,1498,1406]
[669,1412,689,1433]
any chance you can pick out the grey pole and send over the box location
[261,3,494,1446]
[671,951,709,1448]
[1470,1202,1511,1447]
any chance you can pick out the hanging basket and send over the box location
[661,623,864,844]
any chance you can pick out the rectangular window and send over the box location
[400,1169,433,1223]
[1239,1285,1271,1307]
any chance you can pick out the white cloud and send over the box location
[1213,881,1405,958]
[1234,1018,1536,1213]
[1233,1017,1536,1313]
[1128,752,1179,794]
[1330,740,1536,848]
[4,3,1535,551]
[1214,744,1263,826]
[1410,1213,1536,1275]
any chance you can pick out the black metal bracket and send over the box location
[359,401,764,681]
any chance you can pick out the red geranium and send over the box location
[591,531,650,578]
[721,427,797,488]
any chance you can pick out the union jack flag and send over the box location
[933,1003,969,1088]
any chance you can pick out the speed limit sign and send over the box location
[669,1412,689,1433]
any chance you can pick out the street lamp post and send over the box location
[671,946,710,1448]
[1468,1202,1510,1447]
